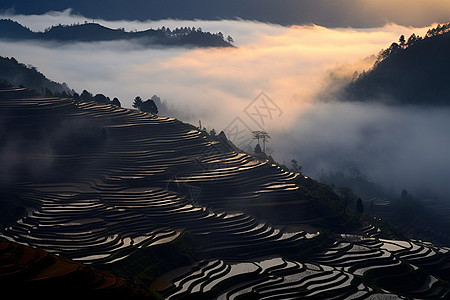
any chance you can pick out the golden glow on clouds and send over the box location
[1,15,449,194]
[0,16,436,133]
[130,23,432,131]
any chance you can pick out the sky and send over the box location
[1,9,449,199]
[2,0,450,27]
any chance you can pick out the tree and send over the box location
[356,198,364,214]
[407,33,418,47]
[252,130,263,146]
[338,187,357,213]
[401,189,413,201]
[291,159,302,173]
[252,130,270,153]
[44,87,53,96]
[72,92,80,101]
[227,35,234,44]
[142,98,158,114]
[111,97,121,107]
[94,93,108,104]
[133,96,143,109]
[133,96,158,114]
[254,143,262,154]
[260,131,270,153]
[80,90,93,102]
[399,34,406,48]
[150,95,162,108]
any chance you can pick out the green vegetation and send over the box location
[132,95,159,114]
[343,22,450,105]
[0,56,124,107]
[73,89,122,107]
[0,19,234,48]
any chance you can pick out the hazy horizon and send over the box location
[2,0,450,28]
[1,10,450,200]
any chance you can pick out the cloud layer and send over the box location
[1,11,448,198]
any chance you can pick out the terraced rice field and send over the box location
[157,224,450,299]
[1,82,450,298]
[361,195,450,247]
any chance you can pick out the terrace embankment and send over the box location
[1,81,449,298]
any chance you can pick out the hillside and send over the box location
[341,23,450,105]
[0,238,153,298]
[0,55,72,95]
[0,19,234,48]
[1,81,450,298]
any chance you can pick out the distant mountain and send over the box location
[0,55,72,95]
[341,23,450,105]
[0,19,233,48]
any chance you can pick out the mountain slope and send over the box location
[342,24,450,105]
[0,238,153,298]
[1,82,450,298]
[0,56,72,95]
[0,81,346,281]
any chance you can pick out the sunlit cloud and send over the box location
[0,11,447,197]
[0,13,433,139]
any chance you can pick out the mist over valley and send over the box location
[1,5,450,299]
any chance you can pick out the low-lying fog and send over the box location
[1,10,449,200]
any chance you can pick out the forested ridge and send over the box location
[342,23,450,105]
[0,19,234,47]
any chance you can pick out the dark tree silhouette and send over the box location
[252,130,270,153]
[291,159,301,173]
[260,131,270,153]
[111,97,121,107]
[80,90,93,102]
[142,98,158,114]
[72,92,80,101]
[44,87,53,96]
[133,96,143,109]
[407,33,420,47]
[399,34,406,48]
[254,143,262,154]
[401,189,413,201]
[252,131,262,147]
[94,93,109,104]
[133,96,158,114]
[356,198,364,214]
[338,187,357,213]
